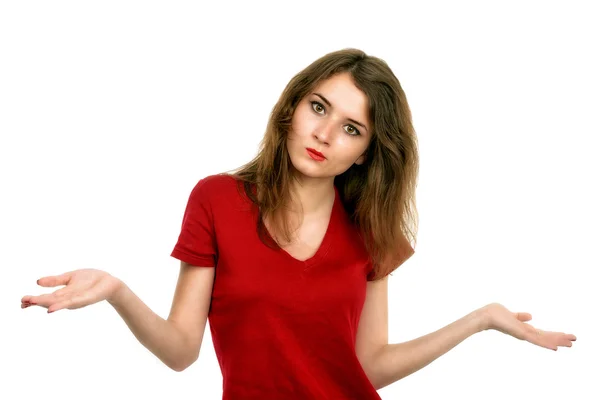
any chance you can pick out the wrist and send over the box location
[107,279,129,307]
[471,307,491,333]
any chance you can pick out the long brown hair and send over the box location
[228,48,419,280]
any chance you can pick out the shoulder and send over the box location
[187,173,250,211]
[190,173,239,197]
[194,173,237,190]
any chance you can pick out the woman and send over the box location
[21,48,576,399]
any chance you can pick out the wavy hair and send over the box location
[228,48,419,280]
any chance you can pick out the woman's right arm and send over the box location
[22,262,215,372]
[108,262,215,371]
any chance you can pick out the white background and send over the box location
[2,1,598,399]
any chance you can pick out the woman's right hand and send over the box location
[21,268,125,313]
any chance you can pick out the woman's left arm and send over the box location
[355,278,577,390]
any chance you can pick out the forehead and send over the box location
[312,73,370,124]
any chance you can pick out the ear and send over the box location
[355,153,366,166]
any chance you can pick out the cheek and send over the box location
[291,108,316,136]
[334,139,367,163]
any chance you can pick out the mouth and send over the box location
[306,148,326,161]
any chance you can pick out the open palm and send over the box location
[21,268,123,313]
[481,303,576,351]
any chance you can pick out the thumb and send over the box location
[514,312,532,322]
[37,272,72,288]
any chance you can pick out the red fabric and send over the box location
[171,174,412,399]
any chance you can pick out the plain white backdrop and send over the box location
[2,1,598,399]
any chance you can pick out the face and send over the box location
[286,72,372,181]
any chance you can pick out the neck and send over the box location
[289,175,335,216]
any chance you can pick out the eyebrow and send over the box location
[313,92,368,132]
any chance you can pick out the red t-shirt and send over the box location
[171,174,413,399]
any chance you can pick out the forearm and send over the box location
[107,282,194,371]
[366,309,485,390]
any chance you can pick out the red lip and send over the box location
[307,148,326,158]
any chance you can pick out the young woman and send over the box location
[21,48,576,399]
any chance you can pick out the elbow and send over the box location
[169,355,198,372]
[170,364,189,373]
[170,364,187,372]
[168,349,200,372]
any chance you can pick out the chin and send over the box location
[289,159,327,179]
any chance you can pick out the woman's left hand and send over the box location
[478,303,576,351]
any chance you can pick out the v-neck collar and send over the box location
[278,185,340,269]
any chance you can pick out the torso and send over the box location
[171,174,382,399]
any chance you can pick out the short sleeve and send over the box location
[367,234,415,281]
[170,178,217,268]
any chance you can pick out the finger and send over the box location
[537,330,576,341]
[22,279,74,303]
[22,296,47,308]
[514,312,532,322]
[21,297,38,306]
[22,288,73,308]
[37,272,73,288]
[24,285,77,305]
[527,329,572,351]
[553,332,577,347]
[560,339,573,348]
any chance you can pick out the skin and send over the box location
[21,72,577,387]
[286,72,372,214]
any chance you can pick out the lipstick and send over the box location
[306,148,326,161]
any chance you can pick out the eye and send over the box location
[310,101,325,114]
[310,100,362,137]
[345,125,361,136]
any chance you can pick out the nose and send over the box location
[314,120,336,145]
